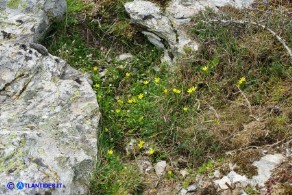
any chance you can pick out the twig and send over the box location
[237,86,253,115]
[204,100,220,121]
[266,136,292,148]
[206,19,292,65]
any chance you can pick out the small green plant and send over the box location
[196,160,215,175]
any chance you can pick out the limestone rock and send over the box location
[214,154,284,193]
[137,159,153,174]
[179,169,188,178]
[117,53,134,62]
[0,0,66,43]
[0,42,100,195]
[124,0,254,64]
[124,0,199,63]
[179,188,187,195]
[187,184,197,192]
[166,0,254,26]
[154,161,167,176]
[0,0,100,194]
[251,154,284,188]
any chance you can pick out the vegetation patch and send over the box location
[43,0,292,193]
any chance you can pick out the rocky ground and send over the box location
[1,0,291,194]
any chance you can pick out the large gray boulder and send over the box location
[0,1,100,195]
[0,0,66,42]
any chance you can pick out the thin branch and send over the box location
[206,19,292,65]
[237,86,253,115]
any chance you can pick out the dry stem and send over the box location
[206,19,292,65]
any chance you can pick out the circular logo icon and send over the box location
[16,182,24,190]
[6,182,14,190]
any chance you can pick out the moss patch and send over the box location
[7,0,20,9]
[231,149,261,178]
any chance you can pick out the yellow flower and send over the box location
[138,140,145,149]
[105,128,109,132]
[97,95,102,99]
[133,98,137,103]
[93,66,98,71]
[94,84,100,88]
[125,72,130,77]
[143,81,149,85]
[154,77,160,83]
[128,98,137,103]
[187,86,197,93]
[107,150,113,155]
[139,116,144,121]
[163,88,168,93]
[202,66,208,71]
[183,107,188,111]
[138,93,144,99]
[148,148,155,155]
[117,99,124,104]
[168,170,172,175]
[115,109,121,113]
[237,77,246,86]
[173,88,181,94]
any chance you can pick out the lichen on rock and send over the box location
[0,0,100,194]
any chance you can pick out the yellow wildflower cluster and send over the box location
[138,140,145,149]
[94,84,100,88]
[187,86,197,93]
[143,81,149,85]
[93,66,98,71]
[237,77,246,86]
[117,99,123,104]
[163,88,168,93]
[125,72,130,77]
[138,93,144,99]
[183,107,188,111]
[107,150,113,155]
[201,66,208,71]
[154,77,160,83]
[128,97,137,104]
[173,88,181,94]
[148,148,155,155]
[115,109,121,114]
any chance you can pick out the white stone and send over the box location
[126,139,136,155]
[179,188,188,195]
[250,154,284,187]
[154,161,167,176]
[180,169,189,178]
[187,184,197,192]
[117,53,133,61]
[137,159,153,174]
[214,154,284,191]
[214,176,231,190]
[213,170,221,178]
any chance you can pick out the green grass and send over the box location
[43,0,292,194]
